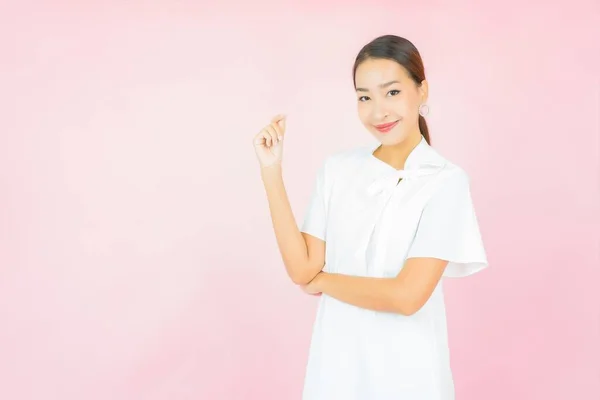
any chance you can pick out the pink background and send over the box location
[1,1,599,399]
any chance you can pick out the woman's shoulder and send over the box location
[440,161,470,181]
[422,144,470,182]
[428,160,473,200]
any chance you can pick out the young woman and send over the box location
[253,35,488,400]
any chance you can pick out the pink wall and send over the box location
[1,1,598,399]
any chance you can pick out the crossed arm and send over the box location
[261,166,447,316]
[301,255,448,316]
[298,229,448,316]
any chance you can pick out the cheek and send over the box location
[402,94,420,112]
[357,104,370,123]
[391,96,412,113]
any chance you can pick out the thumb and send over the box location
[279,115,286,130]
[271,113,285,123]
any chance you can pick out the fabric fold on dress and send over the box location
[366,163,443,197]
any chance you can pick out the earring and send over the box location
[419,104,430,117]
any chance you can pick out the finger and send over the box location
[279,116,286,132]
[271,113,286,124]
[260,129,273,147]
[253,131,267,145]
[253,131,268,147]
[265,125,279,145]
[253,135,266,147]
[273,115,286,136]
[270,121,283,141]
[267,125,281,144]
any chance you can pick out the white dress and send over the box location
[300,135,488,400]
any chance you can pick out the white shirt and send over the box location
[300,135,488,400]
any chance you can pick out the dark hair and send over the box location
[352,35,431,145]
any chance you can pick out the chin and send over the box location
[376,132,406,145]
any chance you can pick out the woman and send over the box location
[253,35,488,400]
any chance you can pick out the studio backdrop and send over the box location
[0,1,598,399]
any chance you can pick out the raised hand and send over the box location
[253,114,286,169]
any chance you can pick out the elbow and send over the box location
[288,265,316,286]
[291,272,311,286]
[402,304,422,316]
[287,258,322,285]
[388,279,427,316]
[390,294,422,316]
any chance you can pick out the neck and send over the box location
[374,132,423,170]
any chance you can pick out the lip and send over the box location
[374,120,399,133]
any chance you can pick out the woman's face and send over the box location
[354,58,427,145]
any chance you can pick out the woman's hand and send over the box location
[300,272,324,296]
[253,114,286,169]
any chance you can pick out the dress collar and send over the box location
[369,134,445,171]
[365,135,447,197]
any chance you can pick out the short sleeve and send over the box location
[406,169,488,278]
[300,160,329,241]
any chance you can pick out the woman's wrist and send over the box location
[312,271,330,292]
[260,163,282,182]
[261,163,282,175]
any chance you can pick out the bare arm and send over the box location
[304,167,487,314]
[307,257,448,315]
[261,164,325,285]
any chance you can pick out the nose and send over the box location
[371,104,390,121]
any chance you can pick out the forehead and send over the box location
[354,58,410,88]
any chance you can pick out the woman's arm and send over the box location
[262,164,325,285]
[305,257,448,315]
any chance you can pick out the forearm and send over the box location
[261,165,314,284]
[312,272,415,315]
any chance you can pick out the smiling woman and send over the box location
[255,34,488,400]
[353,36,431,150]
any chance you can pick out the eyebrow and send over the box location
[355,80,400,92]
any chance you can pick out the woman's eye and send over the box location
[388,90,401,96]
[358,96,369,102]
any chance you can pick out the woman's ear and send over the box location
[419,79,429,102]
